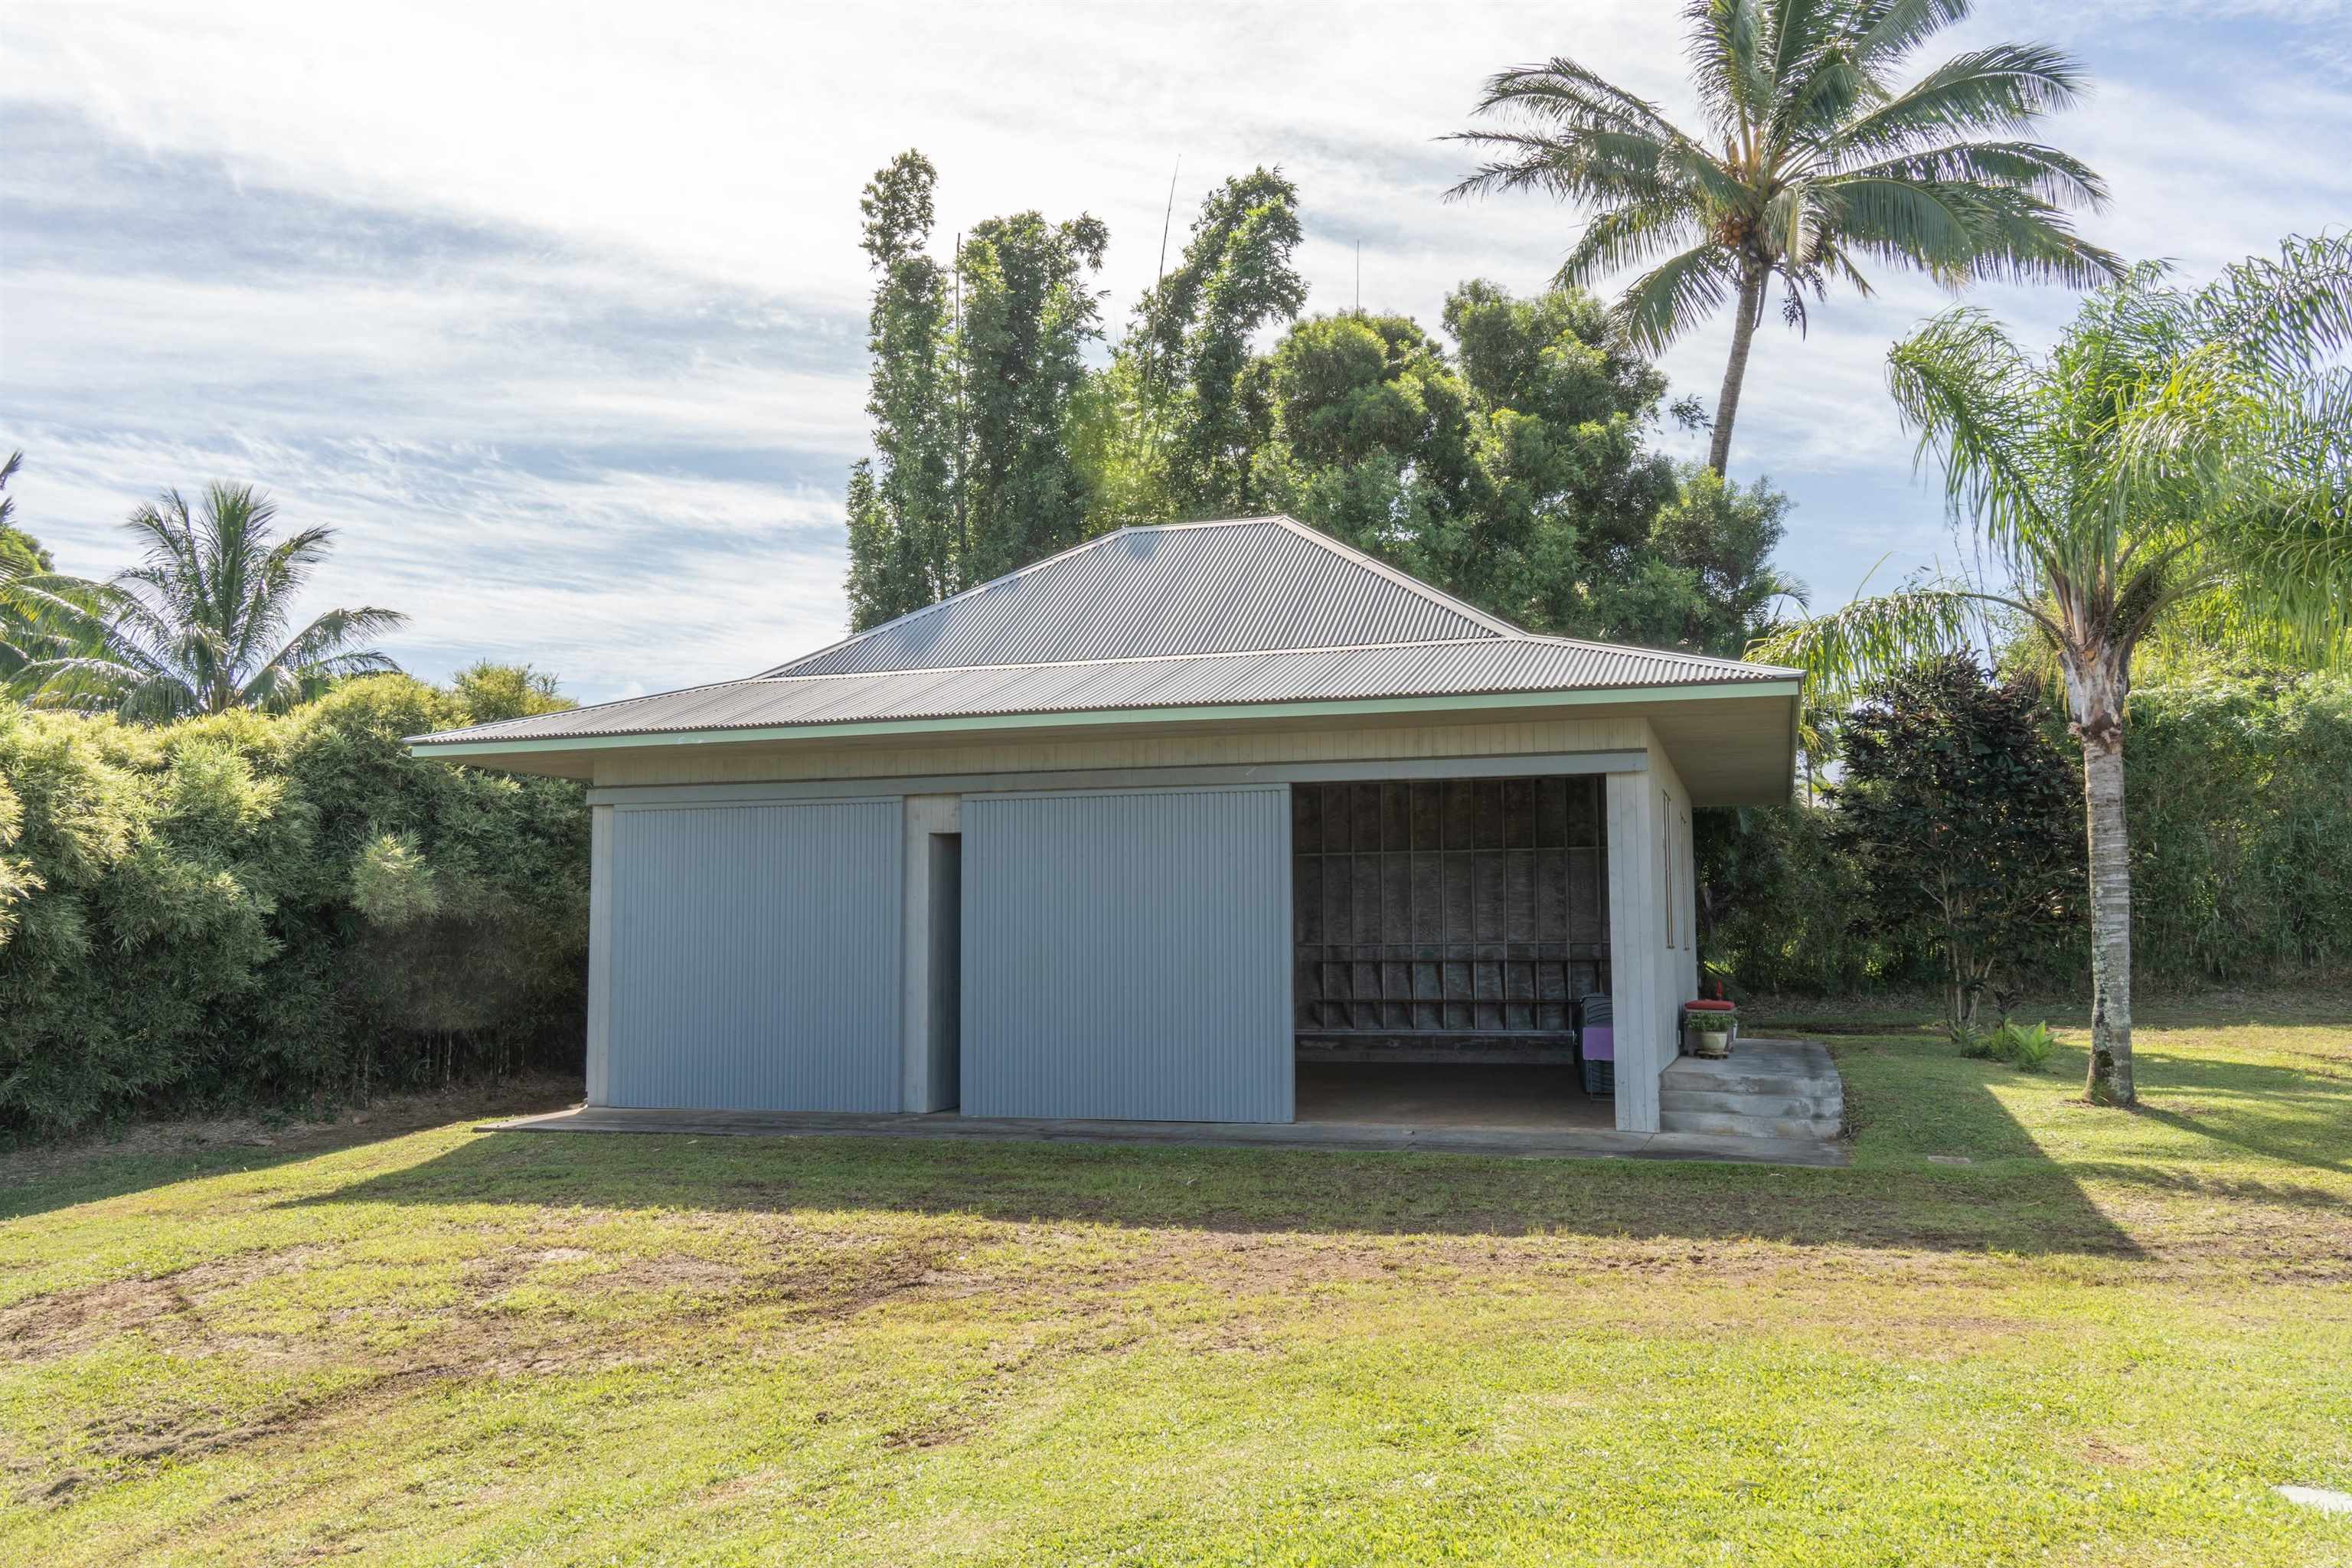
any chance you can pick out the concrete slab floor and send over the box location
[1295,1063,1611,1132]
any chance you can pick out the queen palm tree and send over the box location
[1754,234,2352,1106]
[1449,0,2123,474]
[8,483,406,720]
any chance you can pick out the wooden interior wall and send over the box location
[1291,778,1610,1048]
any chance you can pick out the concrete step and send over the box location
[1660,1070,1842,1099]
[1657,1108,1843,1142]
[1659,1086,1843,1120]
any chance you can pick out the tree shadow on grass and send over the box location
[2127,1048,2352,1175]
[278,1066,2145,1259]
[0,1080,578,1223]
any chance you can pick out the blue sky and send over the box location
[4,1,2347,701]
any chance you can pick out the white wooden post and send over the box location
[1604,769,1665,1132]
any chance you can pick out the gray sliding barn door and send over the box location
[604,799,901,1111]
[962,785,1292,1122]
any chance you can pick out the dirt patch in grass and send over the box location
[0,1245,334,1362]
[2077,1436,2153,1469]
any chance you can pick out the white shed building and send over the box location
[411,516,1800,1135]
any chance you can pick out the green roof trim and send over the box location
[407,678,1802,760]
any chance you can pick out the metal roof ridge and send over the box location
[1511,631,1802,677]
[1257,514,1527,639]
[733,635,1535,688]
[753,521,1179,678]
[756,514,1527,680]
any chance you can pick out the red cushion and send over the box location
[1683,999,1736,1011]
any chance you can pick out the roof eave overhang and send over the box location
[407,677,1802,762]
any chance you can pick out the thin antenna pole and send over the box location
[1143,155,1182,472]
[1155,155,1181,287]
[1354,241,1361,315]
[953,229,966,575]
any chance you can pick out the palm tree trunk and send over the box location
[2066,654,2135,1106]
[1707,256,1769,475]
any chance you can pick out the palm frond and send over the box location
[2194,230,2352,382]
[1607,243,1746,354]
[1884,307,2059,567]
[1683,0,1773,142]
[1559,202,1709,284]
[1446,126,1683,208]
[1952,187,2127,289]
[264,606,410,677]
[11,651,198,719]
[1746,584,1988,708]
[1831,139,2108,209]
[2158,366,2352,662]
[1846,0,1972,72]
[1832,43,2092,157]
[1817,177,1984,279]
[1466,60,1680,134]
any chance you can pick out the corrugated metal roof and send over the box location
[413,635,1795,746]
[764,516,1518,676]
[410,513,1798,752]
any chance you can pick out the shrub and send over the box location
[1949,1018,2055,1070]
[1828,656,2082,1030]
[0,676,587,1135]
[1993,1020,2056,1071]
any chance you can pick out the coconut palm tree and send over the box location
[1754,234,2352,1106]
[1449,0,2123,474]
[8,483,406,720]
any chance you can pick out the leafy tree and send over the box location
[1257,282,1799,656]
[844,152,960,629]
[1449,0,2120,473]
[10,483,406,720]
[1125,168,1308,517]
[839,168,1800,665]
[841,152,1109,622]
[449,662,575,725]
[1593,468,1805,655]
[1758,236,2352,1104]
[956,209,1110,582]
[1827,655,2081,1029]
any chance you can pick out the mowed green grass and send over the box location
[4,1004,2350,1566]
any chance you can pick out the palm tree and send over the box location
[0,452,87,688]
[8,483,407,720]
[1449,0,2124,474]
[1754,234,2352,1106]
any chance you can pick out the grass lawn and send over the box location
[4,1001,2350,1566]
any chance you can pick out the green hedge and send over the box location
[0,677,588,1135]
[2121,671,2352,982]
[1704,669,2352,997]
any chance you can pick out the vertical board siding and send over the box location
[604,799,902,1111]
[962,786,1292,1122]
